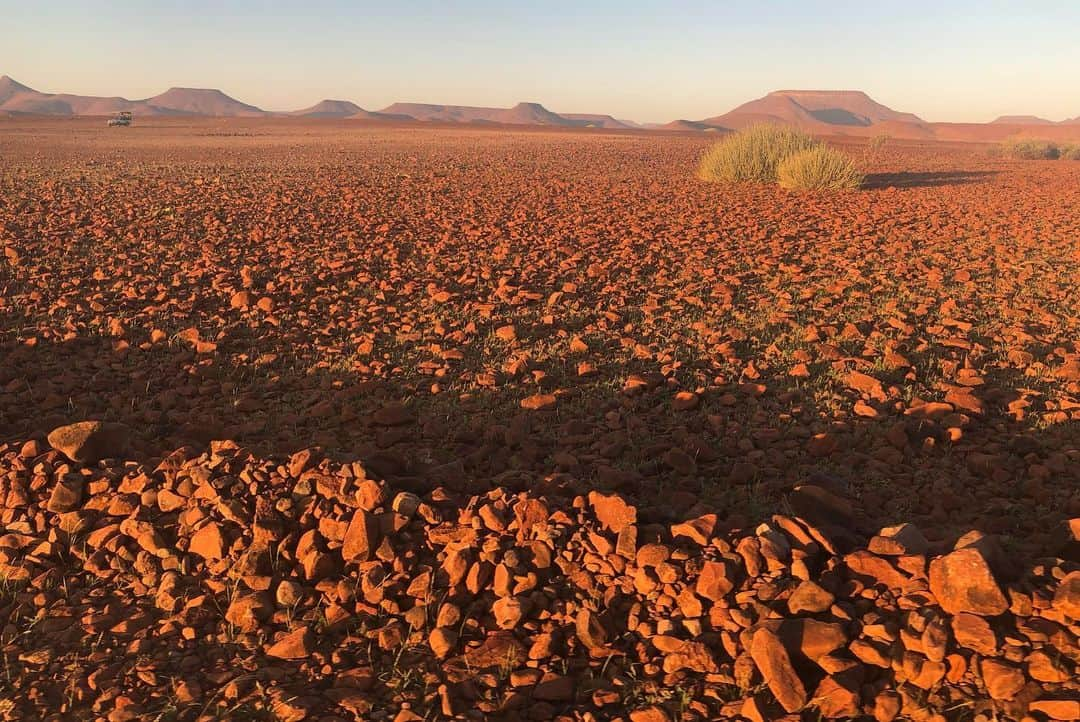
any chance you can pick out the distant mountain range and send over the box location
[0,75,639,129]
[662,89,1080,140]
[0,76,263,117]
[2,75,1078,140]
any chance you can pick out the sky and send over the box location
[3,0,1078,123]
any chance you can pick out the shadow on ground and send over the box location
[2,332,1075,559]
[863,170,1001,189]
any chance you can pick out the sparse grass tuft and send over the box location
[777,146,864,191]
[869,133,890,152]
[697,124,819,183]
[1060,143,1080,160]
[1002,138,1061,160]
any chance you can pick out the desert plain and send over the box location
[0,118,1077,720]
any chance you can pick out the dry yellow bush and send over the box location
[697,124,818,184]
[777,146,864,191]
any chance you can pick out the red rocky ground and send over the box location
[0,119,1077,720]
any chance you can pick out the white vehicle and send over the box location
[107,111,133,127]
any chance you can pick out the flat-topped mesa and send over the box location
[992,114,1055,125]
[376,101,575,126]
[769,89,874,97]
[694,88,927,133]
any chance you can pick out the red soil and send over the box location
[0,119,1076,721]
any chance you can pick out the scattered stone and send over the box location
[869,523,928,556]
[1053,570,1079,619]
[266,626,314,660]
[980,658,1024,700]
[342,509,378,562]
[696,559,737,601]
[188,522,227,561]
[46,477,84,512]
[787,580,835,614]
[929,546,1008,616]
[750,628,807,713]
[588,491,636,533]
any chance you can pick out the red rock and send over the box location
[575,609,607,650]
[850,639,891,668]
[1029,700,1080,720]
[812,674,860,718]
[588,491,637,533]
[787,580,835,614]
[457,632,526,671]
[1027,650,1070,683]
[868,523,928,556]
[844,550,909,590]
[391,491,421,518]
[845,371,886,401]
[342,509,378,562]
[696,559,737,602]
[873,690,901,722]
[188,522,227,561]
[780,619,847,661]
[636,543,670,568]
[945,388,983,414]
[428,627,457,659]
[671,514,717,546]
[951,613,998,654]
[629,706,670,722]
[225,593,272,633]
[266,626,314,660]
[904,401,954,419]
[853,400,879,418]
[928,546,1008,616]
[18,439,40,459]
[661,640,718,674]
[46,477,84,512]
[672,391,699,410]
[750,628,807,713]
[520,393,557,410]
[1053,570,1080,619]
[229,290,251,309]
[979,658,1024,700]
[47,421,130,463]
[903,652,946,689]
[492,596,528,629]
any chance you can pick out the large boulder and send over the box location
[928,544,1008,616]
[47,421,131,464]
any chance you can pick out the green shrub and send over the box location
[777,146,864,191]
[1002,139,1060,160]
[1061,143,1080,160]
[697,124,819,183]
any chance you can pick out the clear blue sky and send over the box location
[3,0,1078,122]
